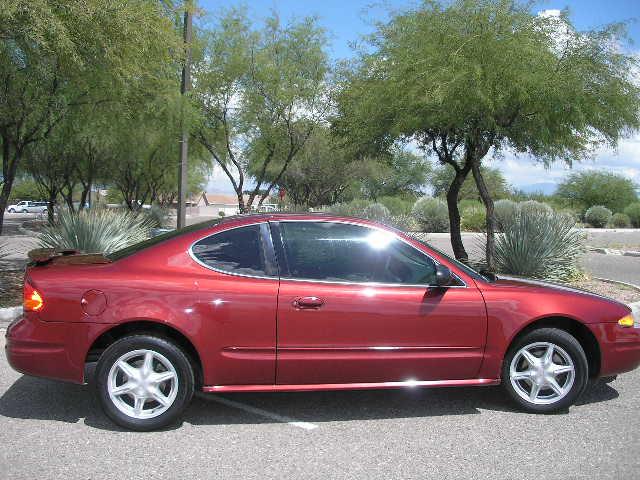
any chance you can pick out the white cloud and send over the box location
[538,9,562,18]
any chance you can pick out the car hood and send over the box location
[490,275,628,307]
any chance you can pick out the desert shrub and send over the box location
[460,204,486,232]
[609,213,631,228]
[494,199,518,230]
[585,205,612,228]
[411,197,449,233]
[326,199,372,217]
[362,202,391,222]
[378,196,413,215]
[519,200,553,216]
[218,211,225,217]
[387,214,419,232]
[142,205,169,228]
[39,208,156,254]
[624,202,640,228]
[495,208,585,282]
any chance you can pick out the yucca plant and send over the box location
[494,208,585,282]
[0,239,9,260]
[39,208,156,254]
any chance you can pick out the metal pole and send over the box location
[177,1,193,229]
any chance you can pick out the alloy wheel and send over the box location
[509,341,575,405]
[107,349,179,419]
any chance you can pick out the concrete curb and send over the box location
[593,277,640,292]
[588,247,640,258]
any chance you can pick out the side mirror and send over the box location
[435,264,453,287]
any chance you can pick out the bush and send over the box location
[387,214,419,232]
[495,208,585,282]
[609,213,631,228]
[362,202,391,222]
[494,199,518,230]
[411,197,449,233]
[142,205,169,228]
[624,202,640,228]
[585,205,612,228]
[218,211,225,217]
[519,200,553,216]
[460,204,486,232]
[378,196,413,215]
[326,199,372,217]
[39,208,156,254]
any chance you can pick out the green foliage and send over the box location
[8,178,43,201]
[623,202,640,228]
[495,209,585,282]
[39,208,156,254]
[325,199,373,218]
[519,200,553,216]
[585,205,613,228]
[358,149,431,200]
[193,9,330,212]
[610,213,631,228]
[460,203,486,232]
[142,206,169,229]
[386,214,419,232]
[411,197,449,233]
[556,171,638,213]
[431,166,511,201]
[362,203,391,223]
[378,196,414,215]
[0,0,181,230]
[494,199,518,230]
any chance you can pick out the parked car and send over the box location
[6,200,48,214]
[6,213,640,431]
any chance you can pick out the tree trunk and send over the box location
[471,160,497,271]
[0,180,11,236]
[79,184,91,210]
[0,139,20,236]
[446,165,472,261]
[47,190,57,224]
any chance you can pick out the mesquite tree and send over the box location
[335,0,640,268]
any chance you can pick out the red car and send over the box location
[5,214,640,430]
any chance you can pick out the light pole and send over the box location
[177,0,193,229]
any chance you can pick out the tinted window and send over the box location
[192,224,271,277]
[108,218,223,261]
[278,222,437,285]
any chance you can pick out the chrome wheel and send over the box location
[509,342,575,405]
[107,349,179,419]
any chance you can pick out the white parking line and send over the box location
[204,394,318,431]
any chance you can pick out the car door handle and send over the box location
[292,296,324,309]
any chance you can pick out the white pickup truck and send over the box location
[6,201,48,213]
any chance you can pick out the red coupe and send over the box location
[5,214,640,430]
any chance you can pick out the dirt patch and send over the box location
[0,269,23,308]
[569,278,640,305]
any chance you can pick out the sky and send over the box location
[197,0,640,194]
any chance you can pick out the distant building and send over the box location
[190,192,278,217]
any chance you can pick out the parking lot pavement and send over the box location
[1,337,638,479]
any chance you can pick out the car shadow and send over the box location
[0,375,620,431]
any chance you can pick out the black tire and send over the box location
[95,334,195,431]
[21,209,28,213]
[502,328,588,413]
[8,208,14,213]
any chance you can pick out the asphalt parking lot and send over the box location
[0,336,638,479]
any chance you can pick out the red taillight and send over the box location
[24,281,44,312]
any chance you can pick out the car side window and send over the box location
[278,222,438,285]
[191,224,273,277]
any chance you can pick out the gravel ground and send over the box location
[0,334,638,479]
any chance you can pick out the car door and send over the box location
[272,220,487,386]
[188,222,280,385]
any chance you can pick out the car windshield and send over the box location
[107,218,224,261]
[413,239,493,283]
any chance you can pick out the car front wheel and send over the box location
[502,328,588,413]
[95,335,195,431]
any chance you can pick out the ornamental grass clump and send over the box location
[39,208,156,254]
[494,207,585,282]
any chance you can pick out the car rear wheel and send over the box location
[502,328,588,413]
[95,335,195,431]
[8,208,15,213]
